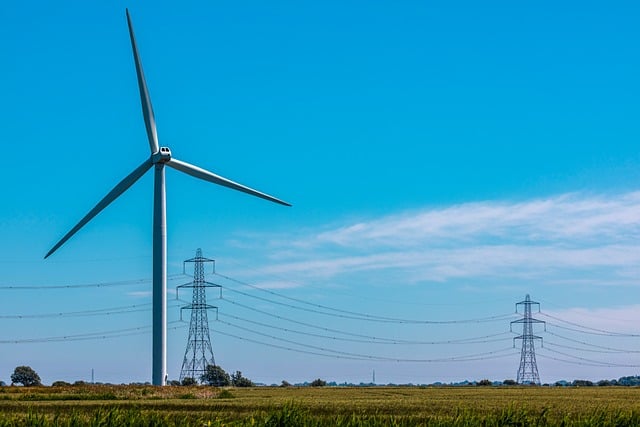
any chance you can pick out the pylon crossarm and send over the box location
[511,318,545,324]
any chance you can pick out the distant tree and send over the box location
[597,380,613,387]
[502,379,517,386]
[201,365,230,387]
[181,377,197,386]
[231,371,254,387]
[310,378,327,387]
[572,380,594,387]
[166,379,181,386]
[617,376,640,386]
[477,379,492,386]
[51,381,71,387]
[73,380,87,386]
[280,380,291,387]
[0,381,6,387]
[11,366,41,387]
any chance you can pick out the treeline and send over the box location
[553,376,640,387]
[4,364,640,388]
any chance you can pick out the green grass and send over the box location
[1,385,640,426]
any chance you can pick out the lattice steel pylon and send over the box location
[177,249,221,383]
[510,294,545,385]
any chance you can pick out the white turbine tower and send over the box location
[45,9,290,386]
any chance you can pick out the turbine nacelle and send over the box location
[152,147,172,164]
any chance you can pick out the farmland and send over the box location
[1,385,640,426]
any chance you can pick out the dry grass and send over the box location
[1,385,640,425]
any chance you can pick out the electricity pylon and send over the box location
[510,294,545,385]
[177,249,221,383]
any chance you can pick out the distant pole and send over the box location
[91,368,94,384]
[511,295,545,385]
[177,249,220,383]
[372,370,375,385]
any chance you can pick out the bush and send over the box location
[477,379,492,386]
[217,389,235,399]
[51,381,71,387]
[503,379,517,386]
[310,378,327,387]
[231,371,254,387]
[280,380,291,387]
[181,377,197,386]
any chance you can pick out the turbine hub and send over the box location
[152,147,172,164]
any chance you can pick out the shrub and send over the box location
[51,381,71,387]
[181,377,197,386]
[217,389,235,399]
[310,378,326,387]
[231,371,254,387]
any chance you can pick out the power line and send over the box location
[215,326,519,363]
[545,341,639,355]
[216,318,517,363]
[215,272,517,324]
[221,298,510,344]
[0,274,183,291]
[218,311,513,346]
[539,347,640,368]
[536,353,627,368]
[218,282,516,325]
[544,330,640,353]
[0,321,186,344]
[0,302,183,319]
[218,260,514,307]
[540,312,640,337]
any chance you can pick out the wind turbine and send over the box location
[45,9,290,386]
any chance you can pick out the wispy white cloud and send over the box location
[230,191,640,288]
[316,192,640,248]
[542,305,640,334]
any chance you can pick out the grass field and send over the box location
[1,385,640,426]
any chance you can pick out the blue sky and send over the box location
[0,1,639,385]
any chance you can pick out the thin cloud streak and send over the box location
[316,192,640,248]
[233,191,640,287]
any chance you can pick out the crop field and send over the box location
[1,385,640,426]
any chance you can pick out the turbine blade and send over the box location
[126,9,159,154]
[45,158,153,259]
[167,158,291,207]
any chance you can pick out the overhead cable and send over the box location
[539,347,640,368]
[540,312,640,337]
[221,298,510,344]
[216,318,517,363]
[544,330,640,353]
[218,282,516,324]
[0,321,186,344]
[216,272,517,324]
[218,311,513,346]
[0,302,182,319]
[0,274,183,291]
